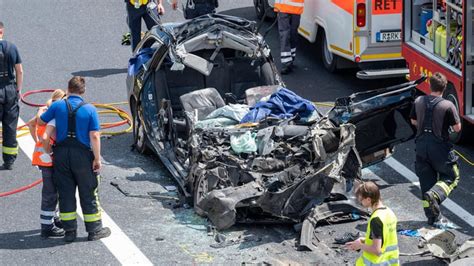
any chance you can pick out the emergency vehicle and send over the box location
[254,0,408,79]
[402,0,473,143]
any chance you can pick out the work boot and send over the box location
[424,191,440,225]
[2,162,13,170]
[88,227,111,241]
[54,218,63,229]
[280,65,292,75]
[41,226,65,239]
[64,230,77,243]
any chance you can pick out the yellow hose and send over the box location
[93,103,132,136]
[454,150,474,166]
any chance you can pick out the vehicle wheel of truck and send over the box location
[443,86,467,144]
[321,31,338,72]
[133,102,152,155]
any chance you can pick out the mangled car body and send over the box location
[127,14,421,248]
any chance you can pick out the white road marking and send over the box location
[17,118,153,265]
[384,157,474,227]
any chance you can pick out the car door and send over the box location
[328,77,424,166]
[136,34,169,145]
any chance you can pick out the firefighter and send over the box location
[171,0,218,19]
[39,77,110,242]
[346,181,400,266]
[27,90,66,239]
[274,0,304,75]
[0,21,23,170]
[410,72,461,225]
[125,0,165,51]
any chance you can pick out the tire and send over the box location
[133,103,152,154]
[193,171,208,216]
[320,31,338,73]
[443,86,467,144]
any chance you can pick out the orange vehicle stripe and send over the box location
[331,0,353,15]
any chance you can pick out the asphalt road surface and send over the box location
[1,1,473,265]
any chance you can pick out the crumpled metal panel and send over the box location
[192,111,362,231]
[197,181,264,230]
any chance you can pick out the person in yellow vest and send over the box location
[274,0,304,75]
[125,0,165,51]
[27,89,66,239]
[345,181,400,266]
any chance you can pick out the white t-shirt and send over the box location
[47,119,56,127]
[46,119,57,140]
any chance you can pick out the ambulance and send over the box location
[254,0,408,79]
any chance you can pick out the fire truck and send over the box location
[254,0,408,79]
[402,0,473,142]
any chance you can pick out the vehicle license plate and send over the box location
[376,31,401,42]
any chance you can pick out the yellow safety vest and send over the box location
[356,207,399,266]
[129,0,149,6]
[274,0,304,15]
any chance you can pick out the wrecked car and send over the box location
[126,14,422,250]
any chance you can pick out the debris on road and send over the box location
[400,228,474,264]
[334,232,360,245]
[398,229,421,238]
[210,234,263,249]
[110,181,180,202]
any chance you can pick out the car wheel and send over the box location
[443,86,467,144]
[133,103,152,154]
[321,31,338,72]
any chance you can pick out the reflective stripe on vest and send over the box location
[129,0,149,6]
[360,257,400,266]
[32,124,53,167]
[274,0,304,15]
[356,207,399,266]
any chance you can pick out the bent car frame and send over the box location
[127,14,423,250]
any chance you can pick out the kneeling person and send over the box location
[346,181,399,266]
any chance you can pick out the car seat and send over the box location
[179,87,226,120]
